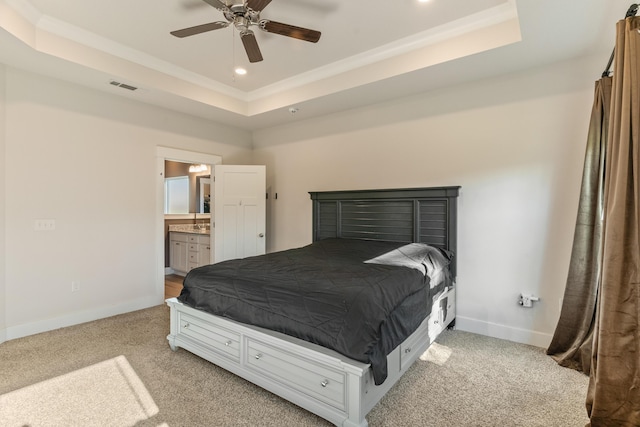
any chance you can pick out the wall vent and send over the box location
[109,80,138,91]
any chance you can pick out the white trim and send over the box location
[156,146,222,165]
[455,316,552,348]
[0,328,6,344]
[248,1,519,101]
[5,296,158,341]
[5,0,518,107]
[7,0,245,100]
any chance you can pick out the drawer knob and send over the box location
[225,340,232,347]
[321,380,329,388]
[434,320,440,324]
[255,353,263,360]
[404,348,411,354]
[183,322,190,329]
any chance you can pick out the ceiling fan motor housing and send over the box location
[227,4,260,25]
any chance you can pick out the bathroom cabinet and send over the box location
[170,231,210,275]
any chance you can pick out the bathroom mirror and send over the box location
[197,176,211,213]
[164,160,211,215]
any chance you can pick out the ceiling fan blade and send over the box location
[170,21,229,38]
[259,20,321,43]
[201,0,228,10]
[241,30,263,63]
[247,0,272,11]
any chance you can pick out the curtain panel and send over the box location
[586,16,640,427]
[546,77,611,374]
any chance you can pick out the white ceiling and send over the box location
[0,0,633,131]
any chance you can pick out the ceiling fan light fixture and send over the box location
[235,67,247,75]
[189,164,209,173]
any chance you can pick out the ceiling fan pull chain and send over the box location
[232,28,236,82]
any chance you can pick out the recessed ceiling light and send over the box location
[235,67,247,75]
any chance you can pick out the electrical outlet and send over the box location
[34,219,56,231]
[519,293,540,308]
[71,281,80,292]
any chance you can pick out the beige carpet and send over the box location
[0,305,589,427]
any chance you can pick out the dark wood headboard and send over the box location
[309,186,460,278]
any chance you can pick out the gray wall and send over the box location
[2,67,252,339]
[252,54,602,347]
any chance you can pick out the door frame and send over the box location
[156,147,222,302]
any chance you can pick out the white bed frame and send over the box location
[166,187,460,426]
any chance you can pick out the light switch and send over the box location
[34,219,56,231]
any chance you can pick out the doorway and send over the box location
[156,147,222,302]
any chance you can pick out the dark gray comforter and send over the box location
[178,238,452,384]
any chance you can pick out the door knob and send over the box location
[258,233,264,238]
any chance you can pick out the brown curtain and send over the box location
[586,16,640,426]
[546,77,611,374]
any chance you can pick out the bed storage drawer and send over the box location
[399,288,455,369]
[178,313,240,362]
[399,320,429,370]
[438,288,456,330]
[245,338,346,411]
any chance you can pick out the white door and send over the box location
[214,165,266,263]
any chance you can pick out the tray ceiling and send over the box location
[0,0,629,130]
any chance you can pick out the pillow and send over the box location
[364,243,453,288]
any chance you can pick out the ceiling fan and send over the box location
[171,0,321,63]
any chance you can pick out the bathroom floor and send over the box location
[165,274,184,299]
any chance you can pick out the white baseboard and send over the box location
[5,296,163,342]
[455,316,553,348]
[165,267,174,275]
[0,328,6,344]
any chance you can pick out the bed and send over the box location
[166,186,460,427]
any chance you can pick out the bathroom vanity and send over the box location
[169,226,211,275]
